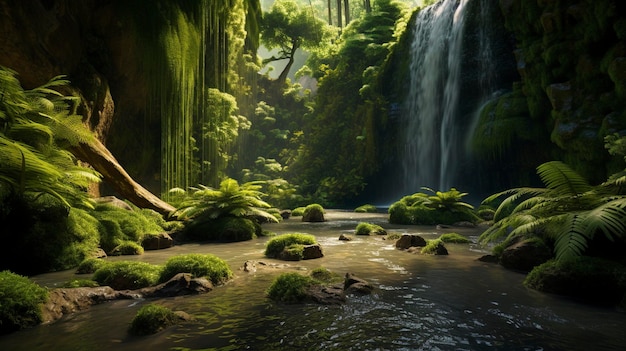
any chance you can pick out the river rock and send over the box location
[42,286,119,324]
[395,234,427,249]
[499,239,552,272]
[338,233,353,241]
[306,284,346,305]
[280,209,292,219]
[141,232,174,250]
[139,273,213,298]
[302,244,324,259]
[344,273,374,295]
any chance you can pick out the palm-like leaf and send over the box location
[537,161,591,195]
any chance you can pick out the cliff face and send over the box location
[496,0,626,182]
[0,0,157,193]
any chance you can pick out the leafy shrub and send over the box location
[388,189,477,225]
[438,233,470,243]
[266,272,317,303]
[355,222,387,235]
[265,233,317,258]
[291,207,306,216]
[159,254,232,285]
[76,258,108,274]
[0,271,48,335]
[128,304,179,335]
[92,261,162,290]
[354,204,378,213]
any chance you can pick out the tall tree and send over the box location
[261,0,331,84]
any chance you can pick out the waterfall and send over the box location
[401,0,510,196]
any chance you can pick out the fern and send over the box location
[553,214,590,261]
[537,161,591,195]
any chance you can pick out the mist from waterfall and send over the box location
[401,0,506,196]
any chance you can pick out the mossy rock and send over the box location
[0,271,49,335]
[438,233,470,244]
[524,257,626,306]
[265,233,317,259]
[354,204,378,213]
[291,207,306,216]
[159,254,232,285]
[355,222,386,235]
[110,241,144,256]
[266,272,318,303]
[128,304,181,335]
[302,204,325,222]
[76,258,109,274]
[92,261,162,290]
[420,239,448,255]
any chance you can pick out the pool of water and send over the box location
[1,211,625,350]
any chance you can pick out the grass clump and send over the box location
[128,304,179,335]
[354,204,378,213]
[159,254,233,285]
[265,233,317,258]
[111,241,144,256]
[438,233,470,243]
[0,271,48,335]
[92,261,162,290]
[266,272,317,303]
[355,222,387,235]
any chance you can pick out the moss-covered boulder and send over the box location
[265,233,319,260]
[499,238,553,272]
[159,254,232,285]
[420,239,448,255]
[128,304,190,336]
[302,204,325,222]
[355,222,387,235]
[0,271,48,335]
[92,261,162,290]
[524,257,626,306]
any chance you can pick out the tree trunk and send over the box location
[344,0,350,24]
[336,0,343,28]
[327,0,332,25]
[71,139,176,217]
[364,0,371,13]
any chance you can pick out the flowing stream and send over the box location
[1,211,625,350]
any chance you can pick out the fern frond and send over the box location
[492,188,547,222]
[537,161,591,195]
[582,198,626,242]
[553,214,589,261]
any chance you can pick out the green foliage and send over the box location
[310,267,340,283]
[172,178,278,224]
[266,272,316,303]
[388,188,477,225]
[480,160,626,261]
[265,233,317,258]
[159,254,232,285]
[92,261,162,290]
[354,204,378,213]
[128,304,179,336]
[76,258,108,274]
[355,222,386,235]
[438,233,470,244]
[0,271,48,335]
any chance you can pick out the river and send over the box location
[1,210,624,350]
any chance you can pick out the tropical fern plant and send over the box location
[421,187,475,213]
[170,177,278,223]
[479,160,626,261]
[0,67,100,208]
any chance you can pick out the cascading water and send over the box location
[401,0,515,196]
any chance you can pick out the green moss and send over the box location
[128,304,179,336]
[310,267,340,283]
[92,261,162,290]
[385,232,402,240]
[265,233,317,258]
[0,271,48,335]
[420,239,447,255]
[524,257,626,305]
[76,258,109,274]
[62,279,99,288]
[291,207,306,216]
[159,254,232,285]
[184,216,258,242]
[302,203,325,222]
[266,272,317,303]
[354,204,378,213]
[438,233,470,244]
[111,241,144,256]
[355,222,387,235]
